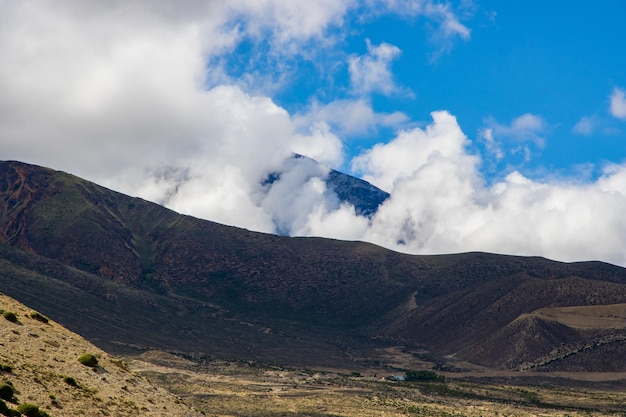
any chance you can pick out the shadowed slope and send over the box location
[2,160,626,372]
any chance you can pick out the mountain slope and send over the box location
[326,168,389,216]
[2,160,626,372]
[0,292,201,416]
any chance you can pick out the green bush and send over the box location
[29,312,49,324]
[63,376,77,387]
[2,312,17,323]
[16,403,39,417]
[77,353,98,368]
[0,365,11,374]
[0,399,9,415]
[0,384,13,401]
[404,370,445,383]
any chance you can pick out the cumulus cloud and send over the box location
[290,122,345,168]
[610,88,626,120]
[232,0,353,46]
[3,1,626,268]
[352,111,473,191]
[348,40,405,96]
[0,0,340,233]
[346,112,626,266]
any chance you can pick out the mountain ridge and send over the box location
[2,160,626,373]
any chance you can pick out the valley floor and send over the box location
[128,350,626,417]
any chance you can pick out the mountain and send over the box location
[325,166,389,216]
[0,292,201,416]
[266,154,390,218]
[2,160,626,374]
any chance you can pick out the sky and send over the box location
[2,1,626,266]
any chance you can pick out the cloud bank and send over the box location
[1,1,626,267]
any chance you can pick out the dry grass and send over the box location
[525,303,626,330]
[0,293,202,417]
[5,289,626,417]
[130,351,626,417]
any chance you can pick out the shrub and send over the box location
[63,376,77,387]
[16,403,39,417]
[0,399,9,415]
[404,370,445,383]
[0,384,13,402]
[77,353,98,368]
[2,312,17,323]
[0,365,11,374]
[29,312,49,324]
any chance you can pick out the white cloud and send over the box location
[573,116,597,135]
[231,0,354,45]
[376,0,471,41]
[483,114,547,146]
[348,40,404,96]
[510,113,544,132]
[294,98,409,137]
[352,111,473,191]
[296,203,370,240]
[479,113,547,167]
[347,112,626,266]
[610,88,626,120]
[479,127,504,160]
[424,1,471,40]
[291,122,345,168]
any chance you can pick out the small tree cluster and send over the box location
[404,370,445,383]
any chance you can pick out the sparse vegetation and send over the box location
[28,312,49,324]
[0,399,9,416]
[62,376,77,387]
[2,312,17,323]
[0,383,14,402]
[16,403,50,417]
[0,294,202,417]
[0,366,11,374]
[77,353,98,368]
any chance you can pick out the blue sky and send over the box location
[2,0,626,265]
